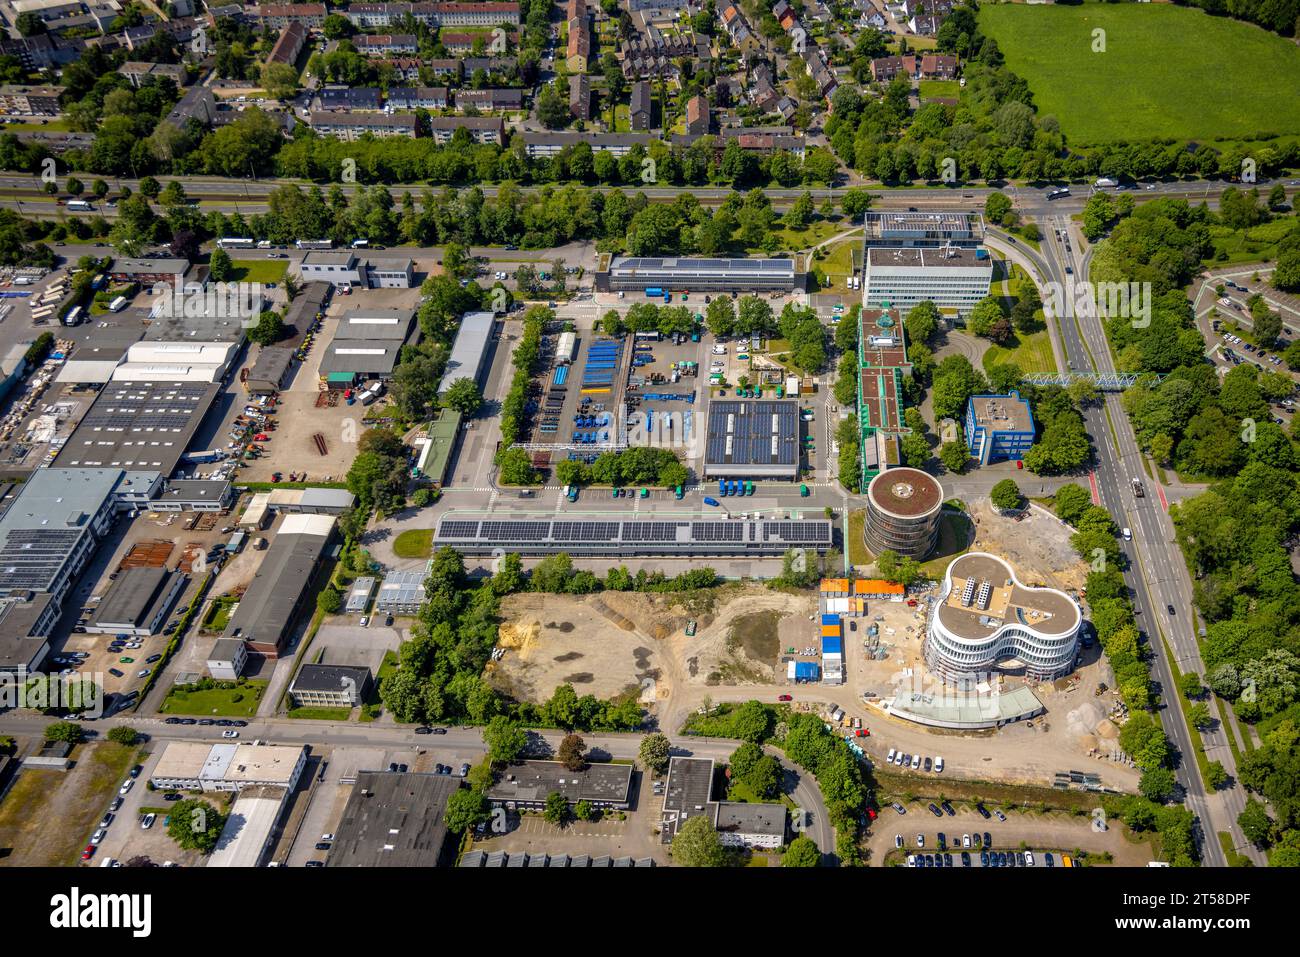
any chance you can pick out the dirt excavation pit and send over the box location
[489,586,818,706]
[967,498,1087,594]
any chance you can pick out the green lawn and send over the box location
[287,706,352,720]
[392,528,433,559]
[160,680,267,716]
[230,259,289,284]
[981,327,1058,374]
[980,4,1300,145]
[1204,219,1297,266]
[918,80,960,100]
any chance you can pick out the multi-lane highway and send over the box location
[1030,214,1262,866]
[0,173,1288,218]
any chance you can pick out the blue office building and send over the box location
[965,390,1035,465]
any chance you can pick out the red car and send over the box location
[777,694,793,702]
[80,844,96,861]
[855,728,870,737]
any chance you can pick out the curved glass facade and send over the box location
[925,556,1081,683]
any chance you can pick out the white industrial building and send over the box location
[862,245,993,317]
[207,785,289,867]
[924,552,1081,685]
[110,341,239,384]
[149,741,308,792]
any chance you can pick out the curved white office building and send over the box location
[924,552,1081,684]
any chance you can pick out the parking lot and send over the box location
[871,800,1155,868]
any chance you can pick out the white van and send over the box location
[1122,527,1132,541]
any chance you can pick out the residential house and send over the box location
[267,22,309,66]
[684,92,709,135]
[254,3,328,29]
[522,130,652,158]
[387,86,450,110]
[318,87,384,111]
[354,34,419,55]
[309,111,418,140]
[568,73,591,122]
[455,87,522,112]
[629,80,651,131]
[427,115,505,144]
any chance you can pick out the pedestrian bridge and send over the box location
[1022,371,1163,391]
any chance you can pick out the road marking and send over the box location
[1156,484,1168,513]
[1087,470,1100,506]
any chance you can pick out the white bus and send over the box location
[108,296,127,312]
[350,238,369,249]
[66,200,93,212]
[296,239,334,250]
[62,305,82,326]
[217,237,256,249]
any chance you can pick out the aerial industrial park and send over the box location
[0,3,1293,925]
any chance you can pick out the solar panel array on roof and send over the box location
[703,400,800,478]
[0,528,83,591]
[432,515,831,555]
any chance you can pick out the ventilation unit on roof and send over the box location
[976,581,992,610]
[960,578,975,606]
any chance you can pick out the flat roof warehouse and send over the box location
[432,515,834,556]
[594,254,806,292]
[703,399,799,478]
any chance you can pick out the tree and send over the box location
[1188,702,1213,731]
[638,732,671,774]
[731,700,772,742]
[247,311,284,347]
[66,177,83,197]
[1053,483,1092,525]
[107,726,139,746]
[261,61,300,100]
[484,715,526,765]
[166,799,226,854]
[782,835,820,867]
[44,721,84,745]
[442,377,482,416]
[1178,672,1204,700]
[1206,761,1228,790]
[1139,767,1177,803]
[671,813,726,866]
[1238,798,1274,848]
[209,247,233,282]
[966,296,1005,339]
[316,586,342,614]
[558,733,586,771]
[138,176,161,198]
[443,788,489,832]
[990,479,1023,511]
[16,12,46,36]
[939,439,969,473]
[543,790,569,826]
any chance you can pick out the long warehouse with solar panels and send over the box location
[593,255,806,293]
[703,399,800,479]
[432,516,833,556]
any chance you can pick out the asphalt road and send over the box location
[0,175,1285,219]
[1034,215,1256,866]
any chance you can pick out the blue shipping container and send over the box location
[823,635,843,655]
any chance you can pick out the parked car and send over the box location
[81,845,96,861]
[777,694,792,702]
[927,803,943,817]
[141,814,155,830]
[994,809,1007,822]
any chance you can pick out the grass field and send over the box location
[392,528,433,559]
[160,679,267,716]
[230,259,289,284]
[981,327,1058,374]
[980,4,1300,144]
[919,79,960,101]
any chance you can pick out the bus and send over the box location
[1047,188,1070,201]
[350,238,369,249]
[217,237,256,249]
[66,200,93,212]
[108,296,127,312]
[296,239,334,250]
[62,305,82,326]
